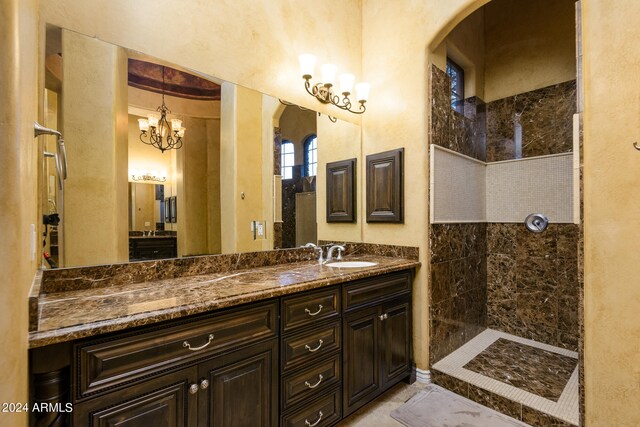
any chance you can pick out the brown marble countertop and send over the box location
[29,255,419,348]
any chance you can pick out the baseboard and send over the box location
[416,368,431,384]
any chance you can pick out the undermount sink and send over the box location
[325,261,378,268]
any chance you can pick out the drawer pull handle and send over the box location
[305,411,324,427]
[200,379,209,390]
[304,374,324,389]
[304,339,324,353]
[379,313,388,321]
[304,305,323,316]
[189,383,199,395]
[183,334,214,351]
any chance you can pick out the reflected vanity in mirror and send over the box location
[128,182,177,261]
[41,24,362,269]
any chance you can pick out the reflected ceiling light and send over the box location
[138,66,186,153]
[299,54,369,115]
[130,169,167,182]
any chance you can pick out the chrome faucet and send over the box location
[304,242,324,265]
[326,245,345,262]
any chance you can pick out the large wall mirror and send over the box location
[41,25,362,268]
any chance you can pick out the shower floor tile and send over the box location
[432,328,579,425]
[463,338,577,401]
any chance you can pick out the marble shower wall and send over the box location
[429,65,488,364]
[429,63,579,363]
[486,80,576,162]
[430,223,488,364]
[486,223,580,350]
[430,66,486,162]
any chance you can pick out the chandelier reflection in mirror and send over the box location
[138,66,186,153]
[299,54,370,115]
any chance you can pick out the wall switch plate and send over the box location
[251,220,266,240]
[31,224,36,261]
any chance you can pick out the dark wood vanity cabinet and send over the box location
[71,301,279,427]
[35,269,413,427]
[280,286,343,427]
[342,271,413,417]
[129,236,177,261]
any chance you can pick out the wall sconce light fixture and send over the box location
[299,54,369,115]
[130,169,167,182]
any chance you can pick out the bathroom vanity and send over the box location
[28,248,418,427]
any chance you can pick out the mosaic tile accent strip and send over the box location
[463,338,577,401]
[432,329,579,425]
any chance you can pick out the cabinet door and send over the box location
[343,305,380,416]
[73,367,197,427]
[198,339,278,427]
[381,298,412,388]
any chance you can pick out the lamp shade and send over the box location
[321,64,337,86]
[147,114,160,128]
[299,54,316,78]
[138,118,149,132]
[171,118,182,132]
[355,82,370,103]
[339,73,355,95]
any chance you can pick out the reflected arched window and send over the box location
[281,141,294,179]
[304,135,317,177]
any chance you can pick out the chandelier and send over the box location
[137,66,186,153]
[298,54,370,115]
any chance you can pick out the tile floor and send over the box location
[337,382,429,426]
[432,329,579,425]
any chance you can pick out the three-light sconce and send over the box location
[129,169,167,182]
[299,54,369,115]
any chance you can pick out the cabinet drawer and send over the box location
[282,388,342,427]
[343,270,411,311]
[75,300,277,399]
[282,353,341,410]
[282,321,341,372]
[281,287,340,333]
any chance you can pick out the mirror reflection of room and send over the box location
[41,25,361,269]
[276,105,318,249]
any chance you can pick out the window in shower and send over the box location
[281,140,294,179]
[304,134,317,177]
[447,57,465,114]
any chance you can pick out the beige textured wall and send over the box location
[220,84,265,253]
[235,86,265,252]
[220,83,237,253]
[62,30,128,267]
[316,118,363,243]
[39,0,362,125]
[582,1,640,425]
[177,117,220,256]
[0,0,38,425]
[207,119,222,254]
[483,0,576,101]
[432,7,486,99]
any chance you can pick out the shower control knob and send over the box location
[524,213,549,233]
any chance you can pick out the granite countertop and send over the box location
[29,254,419,348]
